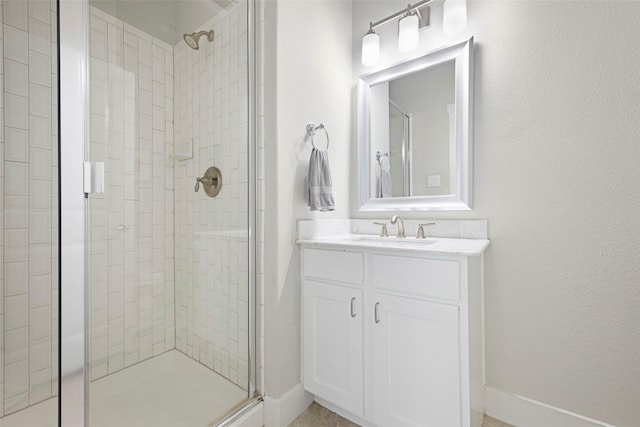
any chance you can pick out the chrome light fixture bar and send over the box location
[361,0,467,66]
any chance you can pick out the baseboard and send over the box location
[263,383,314,427]
[485,386,615,427]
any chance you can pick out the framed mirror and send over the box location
[357,37,474,211]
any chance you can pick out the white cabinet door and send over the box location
[371,293,461,427]
[303,280,364,416]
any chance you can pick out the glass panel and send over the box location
[388,101,410,197]
[0,0,60,425]
[86,0,251,425]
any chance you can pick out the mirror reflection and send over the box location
[371,60,455,198]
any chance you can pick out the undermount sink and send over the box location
[349,235,438,245]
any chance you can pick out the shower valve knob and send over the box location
[195,176,217,191]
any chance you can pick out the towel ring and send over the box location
[306,122,329,150]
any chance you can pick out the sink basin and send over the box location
[349,235,438,245]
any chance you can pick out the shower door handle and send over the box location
[83,161,105,194]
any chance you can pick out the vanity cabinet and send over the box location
[371,293,461,427]
[300,246,485,427]
[303,280,364,416]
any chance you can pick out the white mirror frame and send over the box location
[358,37,474,211]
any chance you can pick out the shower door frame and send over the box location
[59,0,89,425]
[58,0,261,425]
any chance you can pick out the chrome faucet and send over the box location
[390,215,405,238]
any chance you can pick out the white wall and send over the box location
[262,0,352,400]
[353,1,640,425]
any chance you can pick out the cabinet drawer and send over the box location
[371,254,460,300]
[303,248,364,285]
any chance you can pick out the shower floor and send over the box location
[90,350,248,426]
[0,350,248,427]
[0,397,57,427]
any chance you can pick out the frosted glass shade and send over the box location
[362,31,380,66]
[443,0,467,36]
[398,13,419,53]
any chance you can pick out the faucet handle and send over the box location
[416,223,436,239]
[373,222,388,237]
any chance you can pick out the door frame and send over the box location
[59,0,89,426]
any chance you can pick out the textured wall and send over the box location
[352,1,640,425]
[173,1,249,389]
[262,0,353,398]
[0,0,59,416]
[88,7,176,381]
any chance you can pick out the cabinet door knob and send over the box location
[350,297,356,318]
[374,302,380,323]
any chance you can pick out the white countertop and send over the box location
[297,234,490,256]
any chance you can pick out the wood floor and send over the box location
[289,402,514,427]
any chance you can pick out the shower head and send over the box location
[183,30,215,50]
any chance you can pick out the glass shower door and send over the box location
[82,0,254,425]
[0,0,60,425]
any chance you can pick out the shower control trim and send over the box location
[195,166,223,197]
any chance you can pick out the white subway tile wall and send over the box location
[88,7,176,381]
[1,0,59,416]
[88,2,250,390]
[174,2,249,390]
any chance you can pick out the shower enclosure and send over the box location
[388,100,411,197]
[0,0,258,425]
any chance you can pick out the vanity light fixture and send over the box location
[443,0,467,35]
[398,9,419,52]
[361,0,467,66]
[362,23,380,66]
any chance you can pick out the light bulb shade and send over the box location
[398,13,419,53]
[361,31,380,66]
[443,0,467,36]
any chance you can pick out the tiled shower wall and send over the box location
[0,0,250,415]
[88,8,175,381]
[0,0,59,416]
[174,2,249,389]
